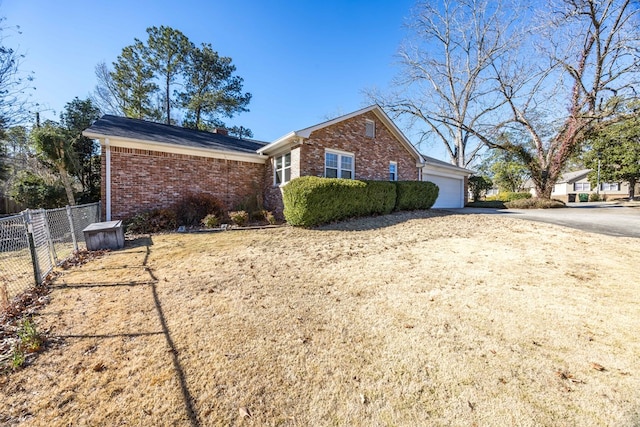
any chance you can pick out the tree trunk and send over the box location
[165,76,171,124]
[629,178,636,201]
[58,165,76,206]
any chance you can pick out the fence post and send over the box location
[23,210,41,286]
[66,205,78,251]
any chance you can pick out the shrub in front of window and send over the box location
[395,181,439,210]
[283,177,368,226]
[283,177,399,226]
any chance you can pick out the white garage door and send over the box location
[424,174,464,208]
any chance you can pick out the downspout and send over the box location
[105,138,111,221]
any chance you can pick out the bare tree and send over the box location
[368,0,518,168]
[0,18,35,130]
[91,61,125,116]
[376,0,639,198]
[451,0,640,198]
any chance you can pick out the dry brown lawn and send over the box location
[1,211,639,426]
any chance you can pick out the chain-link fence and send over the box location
[0,202,100,303]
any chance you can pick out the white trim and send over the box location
[258,105,424,163]
[105,138,111,221]
[365,119,375,138]
[84,133,267,164]
[389,161,398,181]
[325,149,355,179]
[325,147,354,157]
[273,152,292,186]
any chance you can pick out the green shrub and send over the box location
[505,198,565,209]
[589,193,602,202]
[283,177,438,227]
[486,191,532,202]
[578,193,589,202]
[395,181,439,210]
[468,175,493,201]
[201,214,219,228]
[228,210,249,226]
[362,180,397,215]
[10,171,67,209]
[283,177,369,226]
[126,208,177,234]
[175,193,225,226]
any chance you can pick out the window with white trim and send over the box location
[274,153,291,185]
[574,182,590,191]
[325,151,354,179]
[601,182,619,191]
[365,119,375,138]
[389,161,398,181]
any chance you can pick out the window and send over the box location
[274,153,291,185]
[574,182,590,191]
[365,119,375,138]
[325,151,354,179]
[389,161,398,181]
[601,182,619,191]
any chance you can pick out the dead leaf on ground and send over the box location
[590,362,605,371]
[239,407,251,418]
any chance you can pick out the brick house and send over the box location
[83,105,472,221]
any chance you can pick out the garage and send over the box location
[422,156,473,209]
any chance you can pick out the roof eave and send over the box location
[83,131,267,163]
[257,131,298,155]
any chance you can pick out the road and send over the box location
[446,202,640,238]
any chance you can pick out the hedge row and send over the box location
[282,176,439,226]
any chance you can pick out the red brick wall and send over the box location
[262,112,421,216]
[104,146,265,220]
[299,111,419,180]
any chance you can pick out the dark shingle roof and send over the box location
[84,115,267,154]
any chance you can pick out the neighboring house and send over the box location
[525,169,638,201]
[83,105,472,221]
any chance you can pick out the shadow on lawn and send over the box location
[51,241,201,427]
[314,209,453,232]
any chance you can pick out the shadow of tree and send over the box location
[313,209,453,232]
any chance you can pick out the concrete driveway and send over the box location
[446,202,640,238]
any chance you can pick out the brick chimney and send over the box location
[212,128,228,136]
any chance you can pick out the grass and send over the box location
[1,211,639,426]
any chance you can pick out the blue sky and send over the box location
[3,0,451,157]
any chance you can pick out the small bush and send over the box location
[175,193,225,226]
[228,210,249,226]
[505,198,565,209]
[486,191,532,202]
[264,211,277,225]
[578,193,589,202]
[395,181,439,210]
[17,318,42,353]
[589,193,602,202]
[126,208,177,234]
[201,214,219,228]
